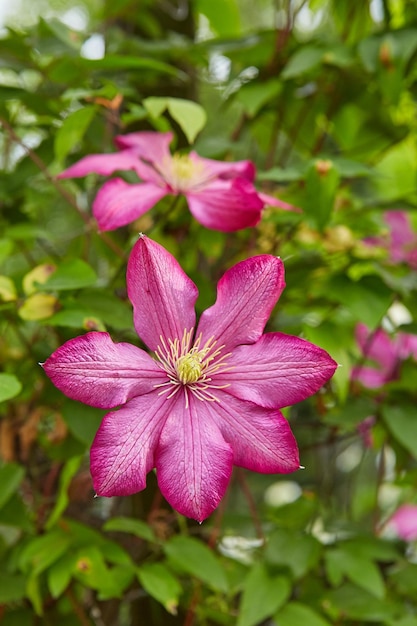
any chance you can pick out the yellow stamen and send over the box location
[159,154,207,192]
[177,352,203,384]
[154,328,234,406]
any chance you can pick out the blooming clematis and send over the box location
[58,131,297,232]
[388,504,417,541]
[351,322,417,389]
[365,211,417,270]
[43,236,337,521]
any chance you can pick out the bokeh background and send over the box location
[1,1,417,625]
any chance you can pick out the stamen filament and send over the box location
[153,327,233,406]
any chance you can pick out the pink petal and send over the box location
[197,255,285,352]
[257,191,302,212]
[58,152,143,179]
[186,178,263,232]
[388,504,417,541]
[206,391,300,473]
[350,365,390,389]
[155,393,233,522]
[355,323,397,374]
[385,211,415,259]
[131,158,168,186]
[188,152,255,181]
[398,332,417,361]
[42,332,164,408]
[127,236,198,352]
[216,333,337,409]
[115,131,173,164]
[92,178,167,231]
[91,392,173,496]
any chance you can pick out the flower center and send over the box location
[154,328,232,407]
[160,154,208,193]
[176,351,203,384]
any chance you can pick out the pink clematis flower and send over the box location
[351,322,417,389]
[58,131,297,232]
[388,504,417,541]
[365,211,417,270]
[42,236,336,522]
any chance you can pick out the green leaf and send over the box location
[104,516,157,543]
[0,239,13,265]
[322,44,354,68]
[168,99,207,143]
[23,264,57,295]
[304,159,340,230]
[18,293,58,321]
[45,456,83,529]
[144,97,207,143]
[19,529,72,576]
[143,96,169,118]
[0,463,25,509]
[274,602,332,626]
[74,289,133,329]
[265,528,321,579]
[44,259,97,290]
[164,535,228,592]
[303,321,350,401]
[137,562,182,615]
[0,275,17,301]
[325,549,385,598]
[0,493,34,532]
[389,562,417,595]
[373,138,417,202]
[47,308,106,330]
[327,275,392,329]
[237,563,290,626]
[54,106,97,163]
[196,0,241,36]
[281,46,324,79]
[62,400,104,446]
[72,545,134,599]
[331,157,372,178]
[237,80,282,118]
[26,574,43,616]
[382,404,417,459]
[387,618,417,626]
[258,166,305,183]
[47,552,78,598]
[323,583,399,621]
[0,373,22,403]
[79,55,187,80]
[0,573,26,603]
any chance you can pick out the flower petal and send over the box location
[189,152,255,180]
[398,332,417,361]
[58,152,143,179]
[115,131,173,163]
[42,332,164,408]
[91,392,173,496]
[186,178,263,232]
[207,391,300,473]
[257,191,302,212]
[355,323,397,374]
[197,255,285,352]
[155,393,233,522]
[92,178,167,231]
[216,333,337,409]
[350,365,390,389]
[388,504,417,541]
[127,236,198,351]
[385,211,415,255]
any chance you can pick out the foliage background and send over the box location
[1,0,417,624]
